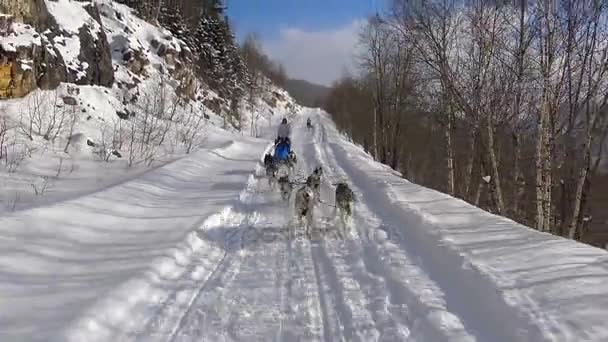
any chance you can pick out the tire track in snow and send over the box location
[164,208,261,342]
[131,152,271,341]
[183,222,288,341]
[167,167,281,341]
[129,219,228,342]
[286,239,327,342]
[168,245,243,342]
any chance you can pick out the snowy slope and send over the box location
[0,126,269,341]
[1,108,605,341]
[0,0,299,213]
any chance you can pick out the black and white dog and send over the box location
[278,175,292,200]
[334,182,355,228]
[293,184,315,235]
[275,162,291,198]
[263,153,277,188]
[306,166,323,202]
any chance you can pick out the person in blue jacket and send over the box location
[274,118,291,161]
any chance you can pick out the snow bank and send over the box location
[0,130,267,342]
[318,110,608,342]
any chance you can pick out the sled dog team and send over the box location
[264,117,355,236]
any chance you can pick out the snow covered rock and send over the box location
[46,0,114,87]
[35,39,67,89]
[0,0,115,98]
[72,3,113,86]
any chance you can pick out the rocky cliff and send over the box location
[0,0,114,99]
[0,0,298,139]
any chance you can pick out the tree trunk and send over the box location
[474,162,485,206]
[512,132,524,218]
[568,116,595,239]
[486,113,505,214]
[543,106,555,233]
[536,90,549,231]
[463,128,477,200]
[445,111,455,196]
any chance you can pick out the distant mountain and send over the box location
[284,79,331,107]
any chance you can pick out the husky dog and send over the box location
[334,182,355,228]
[263,153,277,187]
[275,162,290,194]
[293,184,315,235]
[278,175,292,200]
[306,166,323,202]
[287,151,297,174]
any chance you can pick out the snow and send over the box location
[54,34,83,76]
[1,108,606,341]
[45,0,100,35]
[2,0,605,340]
[0,128,267,341]
[1,22,40,52]
[44,0,105,81]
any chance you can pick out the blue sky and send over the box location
[227,0,379,41]
[226,0,387,85]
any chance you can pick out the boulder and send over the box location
[62,96,77,106]
[203,97,223,116]
[124,49,148,75]
[173,67,197,100]
[156,43,166,57]
[178,45,193,62]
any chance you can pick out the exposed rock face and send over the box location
[173,67,198,100]
[0,59,33,98]
[1,30,67,98]
[123,48,148,75]
[9,60,35,97]
[0,0,56,30]
[36,38,67,90]
[73,4,113,86]
[0,13,13,34]
[0,1,113,98]
[0,18,37,98]
[203,97,223,116]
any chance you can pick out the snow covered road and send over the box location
[2,109,608,342]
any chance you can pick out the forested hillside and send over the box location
[284,78,330,107]
[324,0,608,247]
